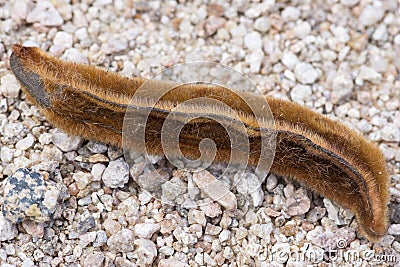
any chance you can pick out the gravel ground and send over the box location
[0,0,400,266]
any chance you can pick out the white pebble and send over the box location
[61,48,89,64]
[359,4,385,26]
[53,31,73,48]
[26,1,63,26]
[245,50,264,73]
[281,51,299,69]
[245,7,261,19]
[16,134,34,151]
[254,17,270,33]
[75,27,89,41]
[372,24,388,41]
[347,108,360,118]
[394,34,400,45]
[133,239,157,265]
[244,32,262,51]
[381,124,400,142]
[357,65,382,83]
[294,62,320,84]
[0,98,7,113]
[290,84,312,103]
[369,55,388,73]
[249,223,274,241]
[159,259,186,267]
[102,158,129,188]
[73,172,93,190]
[188,210,206,226]
[192,170,237,211]
[281,6,300,21]
[219,229,230,243]
[51,129,82,152]
[331,25,350,43]
[107,229,135,252]
[0,213,18,241]
[38,133,52,145]
[1,146,13,163]
[335,103,351,118]
[341,0,359,6]
[294,21,311,38]
[91,163,106,182]
[388,224,400,236]
[134,223,160,239]
[0,74,20,98]
[179,20,194,35]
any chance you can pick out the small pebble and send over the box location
[291,84,312,103]
[254,17,270,32]
[159,259,187,267]
[26,1,63,26]
[51,129,81,152]
[193,170,237,211]
[244,32,262,51]
[83,252,105,267]
[0,74,20,98]
[0,212,18,241]
[53,31,73,48]
[134,223,160,239]
[2,168,65,223]
[102,158,129,188]
[294,62,320,84]
[359,4,385,26]
[133,239,157,265]
[107,229,135,252]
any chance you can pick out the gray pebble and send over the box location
[306,207,327,223]
[390,203,400,224]
[102,158,129,188]
[323,198,353,225]
[77,216,96,235]
[93,230,108,247]
[0,212,18,241]
[107,146,123,160]
[107,229,135,252]
[266,174,278,191]
[86,141,108,154]
[2,168,65,223]
[83,252,104,267]
[51,129,82,152]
